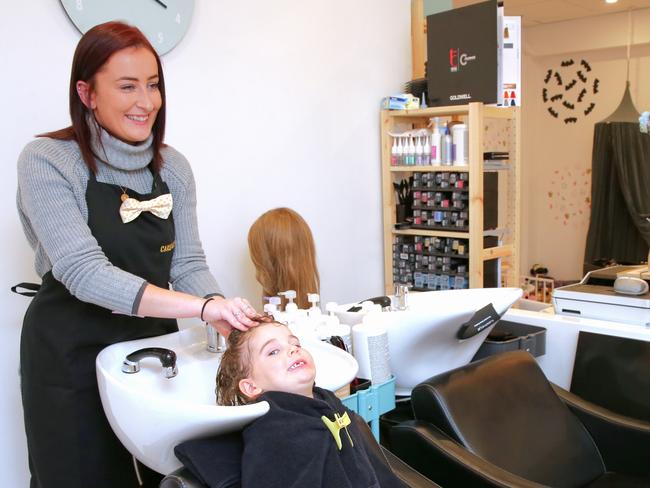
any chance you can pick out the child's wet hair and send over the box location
[215,315,276,406]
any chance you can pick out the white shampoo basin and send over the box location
[96,325,358,474]
[336,287,523,395]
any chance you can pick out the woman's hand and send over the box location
[203,296,259,336]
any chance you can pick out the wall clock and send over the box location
[60,0,194,55]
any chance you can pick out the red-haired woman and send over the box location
[16,22,259,487]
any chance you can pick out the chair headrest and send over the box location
[410,351,605,487]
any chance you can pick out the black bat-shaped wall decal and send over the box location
[565,79,577,91]
[545,69,552,83]
[577,88,587,103]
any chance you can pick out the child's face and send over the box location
[239,323,316,399]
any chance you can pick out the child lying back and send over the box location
[215,320,409,488]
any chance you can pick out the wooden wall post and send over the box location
[411,0,426,79]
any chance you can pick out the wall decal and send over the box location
[547,167,592,226]
[542,58,599,124]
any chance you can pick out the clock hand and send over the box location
[152,0,168,8]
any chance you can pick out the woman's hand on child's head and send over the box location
[204,296,259,332]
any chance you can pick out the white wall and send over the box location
[520,9,650,280]
[1,1,411,484]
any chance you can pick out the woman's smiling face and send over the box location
[88,46,162,144]
[241,323,316,399]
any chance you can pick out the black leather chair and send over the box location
[160,413,441,487]
[390,350,650,488]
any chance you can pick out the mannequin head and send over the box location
[248,208,319,309]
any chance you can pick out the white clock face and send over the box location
[60,0,194,55]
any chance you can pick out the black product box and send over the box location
[472,320,546,361]
[426,0,498,106]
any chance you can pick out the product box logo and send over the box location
[449,48,477,73]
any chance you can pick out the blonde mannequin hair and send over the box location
[248,208,319,309]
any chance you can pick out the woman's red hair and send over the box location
[40,21,167,173]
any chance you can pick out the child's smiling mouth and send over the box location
[288,360,306,371]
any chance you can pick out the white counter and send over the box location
[503,307,650,389]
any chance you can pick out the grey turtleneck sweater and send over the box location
[17,126,222,315]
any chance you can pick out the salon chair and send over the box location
[390,350,650,488]
[160,413,440,488]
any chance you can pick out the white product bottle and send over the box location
[279,290,298,313]
[422,135,431,165]
[391,138,398,166]
[452,123,469,166]
[396,138,404,166]
[408,137,416,165]
[415,137,423,165]
[263,296,282,314]
[307,293,321,317]
[431,119,441,164]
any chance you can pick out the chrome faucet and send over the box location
[206,324,226,353]
[121,347,178,378]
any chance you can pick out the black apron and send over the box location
[20,168,178,488]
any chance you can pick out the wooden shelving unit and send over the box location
[380,102,521,294]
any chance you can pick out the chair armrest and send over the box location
[391,421,547,488]
[353,413,441,487]
[159,467,207,488]
[553,384,650,478]
[380,446,442,488]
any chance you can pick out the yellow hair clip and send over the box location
[321,411,354,450]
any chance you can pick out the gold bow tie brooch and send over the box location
[119,193,173,224]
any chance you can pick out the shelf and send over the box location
[392,229,470,239]
[382,105,516,119]
[396,250,470,260]
[381,102,521,291]
[411,206,468,212]
[389,165,470,173]
[413,269,468,276]
[482,244,514,261]
[411,187,469,193]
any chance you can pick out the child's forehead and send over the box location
[249,322,291,342]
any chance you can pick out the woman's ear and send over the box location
[238,378,262,399]
[76,80,96,109]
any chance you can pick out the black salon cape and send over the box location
[175,387,408,488]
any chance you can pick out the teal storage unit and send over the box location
[341,377,396,441]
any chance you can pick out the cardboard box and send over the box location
[426,0,498,106]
